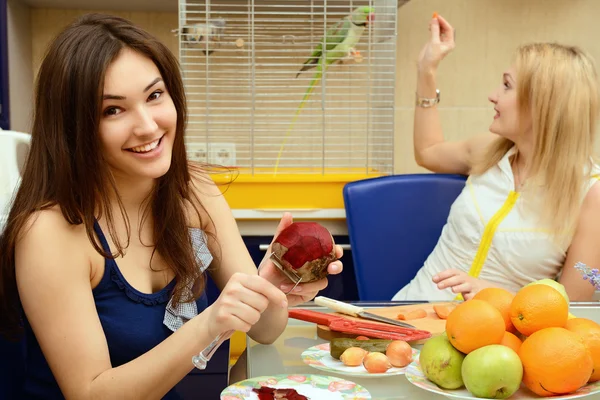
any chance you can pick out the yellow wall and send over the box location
[30,1,600,176]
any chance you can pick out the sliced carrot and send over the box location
[433,304,455,320]
[432,12,439,19]
[396,308,427,320]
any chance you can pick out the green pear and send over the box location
[462,344,523,399]
[524,278,575,318]
[419,335,465,390]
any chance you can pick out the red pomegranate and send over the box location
[271,222,337,283]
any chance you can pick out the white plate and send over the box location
[220,374,371,399]
[405,358,600,400]
[301,342,419,378]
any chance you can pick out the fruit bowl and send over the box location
[405,358,600,400]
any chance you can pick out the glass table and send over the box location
[229,301,600,400]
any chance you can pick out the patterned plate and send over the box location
[220,374,371,399]
[301,342,419,378]
[405,358,600,400]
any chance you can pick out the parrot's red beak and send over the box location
[367,13,375,23]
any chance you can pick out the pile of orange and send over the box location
[443,284,600,397]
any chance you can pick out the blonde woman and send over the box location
[393,15,600,302]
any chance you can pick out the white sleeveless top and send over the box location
[393,147,600,301]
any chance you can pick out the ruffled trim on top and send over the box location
[109,263,174,306]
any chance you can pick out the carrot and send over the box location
[433,304,455,320]
[396,308,427,320]
[432,12,439,19]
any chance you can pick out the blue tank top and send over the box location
[23,221,209,399]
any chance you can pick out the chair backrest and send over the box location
[343,173,467,301]
[0,130,31,232]
[0,130,30,397]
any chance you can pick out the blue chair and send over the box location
[343,174,467,301]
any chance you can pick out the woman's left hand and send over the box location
[258,212,343,307]
[433,268,494,300]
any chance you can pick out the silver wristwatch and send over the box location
[415,89,440,108]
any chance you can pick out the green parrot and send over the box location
[274,6,375,173]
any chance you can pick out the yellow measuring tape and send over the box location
[455,191,520,300]
[455,173,599,300]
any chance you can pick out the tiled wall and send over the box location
[26,0,600,174]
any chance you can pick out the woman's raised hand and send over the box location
[417,14,456,74]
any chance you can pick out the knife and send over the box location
[314,296,417,329]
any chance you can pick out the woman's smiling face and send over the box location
[98,48,177,182]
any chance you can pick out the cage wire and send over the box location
[178,0,398,175]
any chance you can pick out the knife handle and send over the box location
[288,309,340,325]
[314,296,364,317]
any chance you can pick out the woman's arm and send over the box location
[559,181,600,301]
[16,210,217,400]
[190,175,288,344]
[413,15,496,174]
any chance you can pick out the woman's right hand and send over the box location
[417,14,456,74]
[205,272,287,338]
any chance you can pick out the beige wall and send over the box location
[30,9,178,79]
[395,0,600,174]
[21,1,600,174]
[7,0,33,133]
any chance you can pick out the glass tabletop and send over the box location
[228,301,600,400]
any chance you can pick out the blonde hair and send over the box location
[472,43,599,241]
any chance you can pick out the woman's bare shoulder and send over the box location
[185,163,229,230]
[15,206,94,285]
[17,206,91,254]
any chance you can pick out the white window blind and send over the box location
[178,0,398,175]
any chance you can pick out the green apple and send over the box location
[419,335,465,390]
[524,278,569,303]
[461,344,523,399]
[524,278,575,318]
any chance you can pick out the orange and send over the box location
[509,284,568,336]
[519,327,593,396]
[445,299,505,354]
[500,331,522,354]
[473,287,516,332]
[565,318,600,382]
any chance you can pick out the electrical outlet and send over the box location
[208,143,236,166]
[186,142,207,162]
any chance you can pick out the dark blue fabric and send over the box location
[343,173,467,301]
[0,333,26,400]
[22,221,208,399]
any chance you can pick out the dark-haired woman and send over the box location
[0,14,342,399]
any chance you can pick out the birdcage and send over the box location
[178,0,400,210]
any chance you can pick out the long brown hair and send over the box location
[0,13,213,338]
[472,43,599,243]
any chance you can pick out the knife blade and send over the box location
[314,296,417,329]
